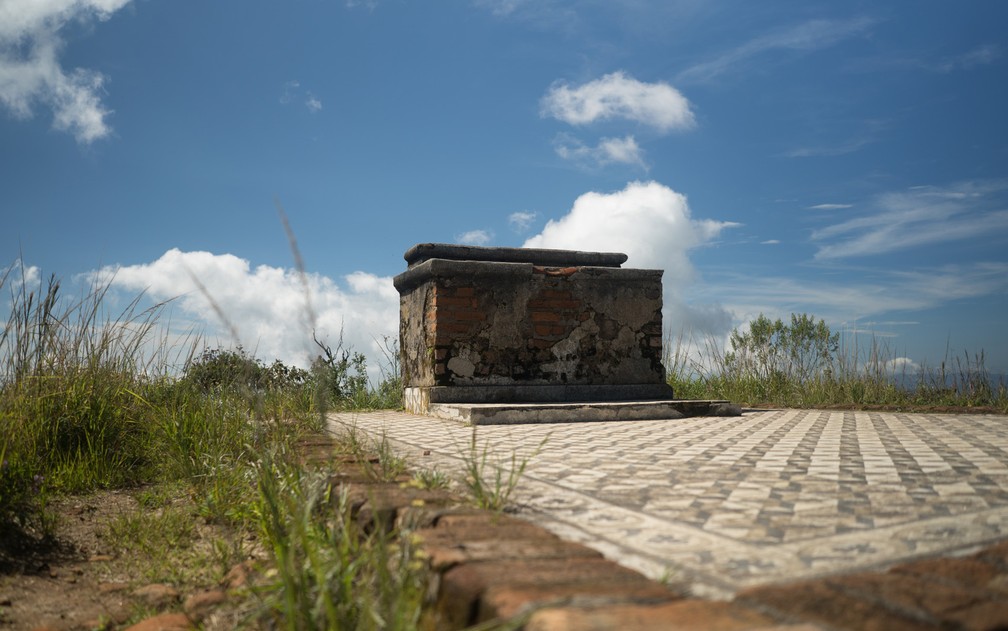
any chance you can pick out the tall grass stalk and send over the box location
[254,450,427,630]
[1,269,176,531]
[460,428,547,512]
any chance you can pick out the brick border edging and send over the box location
[316,435,765,629]
[321,435,786,630]
[313,433,1008,631]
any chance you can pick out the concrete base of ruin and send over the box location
[394,243,742,425]
[421,399,741,425]
[403,385,740,424]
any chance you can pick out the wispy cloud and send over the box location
[541,71,695,133]
[812,181,1008,259]
[553,134,647,169]
[508,211,537,232]
[845,43,1002,75]
[280,81,300,104]
[676,16,875,84]
[808,203,853,210]
[0,0,131,143]
[474,0,527,17]
[761,239,780,245]
[473,0,581,32]
[784,119,886,159]
[936,43,1002,72]
[698,261,1008,325]
[281,80,322,112]
[784,135,875,158]
[455,229,493,246]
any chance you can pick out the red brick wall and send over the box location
[403,266,665,388]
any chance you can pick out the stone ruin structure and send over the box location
[394,243,684,419]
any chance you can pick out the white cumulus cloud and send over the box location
[885,357,920,375]
[523,181,739,334]
[90,249,399,376]
[524,180,737,272]
[541,71,695,133]
[0,0,130,143]
[2,260,41,291]
[455,230,493,246]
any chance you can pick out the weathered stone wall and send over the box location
[394,244,672,410]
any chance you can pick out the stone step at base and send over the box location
[427,399,741,425]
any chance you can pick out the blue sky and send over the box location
[2,0,1007,377]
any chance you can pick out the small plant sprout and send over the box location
[408,467,450,490]
[374,431,408,482]
[459,427,548,512]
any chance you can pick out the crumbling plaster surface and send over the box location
[398,286,432,386]
[398,264,665,389]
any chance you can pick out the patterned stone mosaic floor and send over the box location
[328,409,1008,598]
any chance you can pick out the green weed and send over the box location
[336,424,409,482]
[253,450,427,630]
[409,467,450,491]
[459,428,546,512]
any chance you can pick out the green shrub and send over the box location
[183,346,310,393]
[667,312,1006,411]
[724,313,838,386]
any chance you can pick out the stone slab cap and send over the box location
[393,257,660,294]
[403,243,628,269]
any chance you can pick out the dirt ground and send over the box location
[0,488,264,631]
[0,434,358,631]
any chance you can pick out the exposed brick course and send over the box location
[394,244,672,411]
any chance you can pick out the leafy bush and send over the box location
[183,346,309,393]
[311,332,369,403]
[724,313,838,385]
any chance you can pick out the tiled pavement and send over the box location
[328,408,1008,599]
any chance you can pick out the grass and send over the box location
[0,260,424,629]
[459,428,547,512]
[252,449,427,630]
[665,313,1008,413]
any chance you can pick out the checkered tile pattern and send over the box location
[329,409,1008,598]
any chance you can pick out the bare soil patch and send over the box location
[0,490,261,630]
